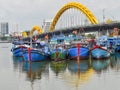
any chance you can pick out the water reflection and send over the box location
[12,56,23,62]
[50,61,67,76]
[22,61,49,82]
[110,53,120,71]
[61,60,94,88]
[12,56,24,71]
[92,59,110,73]
[12,56,49,82]
[68,60,89,73]
[12,52,120,90]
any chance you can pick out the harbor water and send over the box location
[1,43,120,90]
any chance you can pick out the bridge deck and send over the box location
[23,22,120,40]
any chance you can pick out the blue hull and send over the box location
[116,45,120,52]
[91,48,110,59]
[23,49,48,62]
[116,38,120,52]
[12,47,27,57]
[68,47,89,60]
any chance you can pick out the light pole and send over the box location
[103,9,105,23]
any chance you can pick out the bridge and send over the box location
[22,22,120,41]
[21,1,120,40]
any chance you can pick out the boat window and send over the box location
[57,39,64,44]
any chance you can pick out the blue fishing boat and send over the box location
[97,35,107,46]
[49,33,71,45]
[22,48,49,62]
[107,37,116,48]
[49,34,57,45]
[11,45,28,57]
[91,45,110,59]
[107,37,120,52]
[11,37,29,57]
[12,38,23,45]
[68,32,89,60]
[115,38,120,52]
[68,44,89,60]
[107,37,116,53]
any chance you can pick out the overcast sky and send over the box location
[0,0,119,32]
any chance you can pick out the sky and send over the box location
[0,0,120,33]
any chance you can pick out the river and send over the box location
[0,43,120,90]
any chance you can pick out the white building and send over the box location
[0,22,9,36]
[42,19,53,33]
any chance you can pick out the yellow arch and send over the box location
[22,31,28,37]
[50,1,98,31]
[30,25,43,36]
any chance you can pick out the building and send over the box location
[0,22,9,36]
[42,19,52,33]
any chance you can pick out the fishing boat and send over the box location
[22,47,50,62]
[97,35,107,47]
[107,37,120,53]
[50,44,67,61]
[68,41,89,60]
[115,37,120,52]
[91,45,110,59]
[49,34,67,61]
[107,37,116,48]
[22,35,50,62]
[49,34,57,45]
[11,45,29,57]
[11,36,30,57]
[107,37,116,54]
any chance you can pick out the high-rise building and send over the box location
[42,19,52,32]
[0,22,9,35]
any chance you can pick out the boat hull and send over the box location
[91,48,110,59]
[50,48,67,60]
[23,49,48,62]
[12,46,27,57]
[68,47,89,60]
[116,45,120,52]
